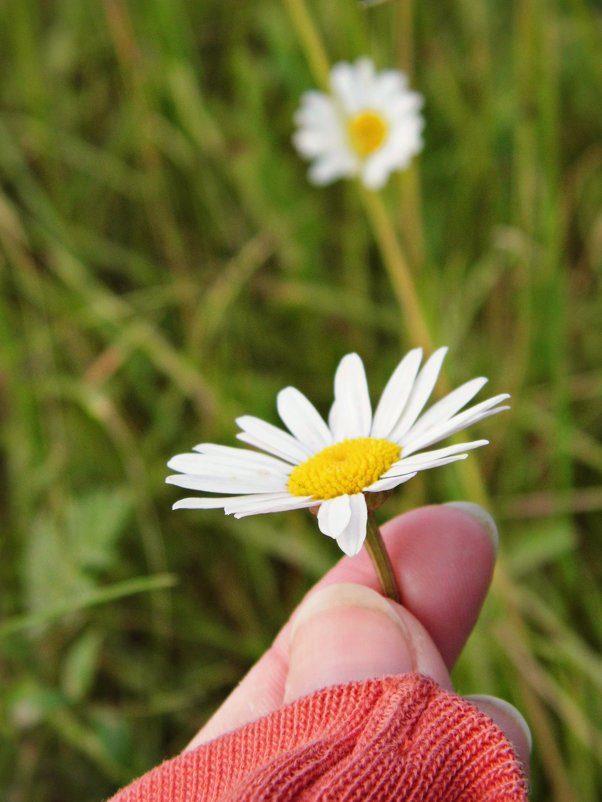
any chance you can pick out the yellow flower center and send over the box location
[348,111,388,158]
[288,437,401,500]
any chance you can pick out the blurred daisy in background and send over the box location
[167,348,509,557]
[293,57,424,189]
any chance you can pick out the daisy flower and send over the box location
[167,348,509,558]
[293,57,424,190]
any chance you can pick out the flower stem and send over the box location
[364,510,401,603]
[283,0,331,90]
[360,188,433,352]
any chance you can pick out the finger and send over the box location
[385,502,498,667]
[467,695,532,779]
[187,502,497,747]
[284,583,451,703]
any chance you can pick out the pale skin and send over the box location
[186,504,531,776]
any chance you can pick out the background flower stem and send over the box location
[359,188,432,351]
[283,0,331,90]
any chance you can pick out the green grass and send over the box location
[1,0,601,799]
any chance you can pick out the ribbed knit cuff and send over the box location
[108,673,528,801]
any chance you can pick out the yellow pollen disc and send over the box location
[288,437,401,500]
[348,111,388,158]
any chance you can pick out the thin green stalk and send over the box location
[283,0,331,90]
[364,510,401,602]
[360,188,433,351]
[0,574,177,639]
[395,0,427,269]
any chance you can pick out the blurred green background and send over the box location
[1,0,601,799]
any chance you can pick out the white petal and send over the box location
[361,134,422,189]
[401,377,489,443]
[293,94,340,157]
[353,59,379,109]
[235,415,310,464]
[191,444,293,473]
[387,114,424,147]
[330,61,362,113]
[385,454,468,477]
[308,152,356,185]
[355,57,376,84]
[360,158,394,190]
[277,387,332,453]
[389,347,448,442]
[293,129,330,159]
[294,98,349,161]
[229,494,316,517]
[371,348,423,439]
[372,444,480,481]
[372,70,408,103]
[318,495,352,539]
[401,397,510,454]
[167,452,206,473]
[168,450,291,479]
[335,494,368,556]
[385,90,424,120]
[393,440,489,466]
[299,90,332,112]
[364,473,417,493]
[328,353,372,440]
[165,471,286,494]
[173,492,314,516]
[172,496,232,510]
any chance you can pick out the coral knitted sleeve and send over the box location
[108,673,528,801]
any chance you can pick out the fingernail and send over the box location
[467,694,533,755]
[290,583,404,640]
[285,583,412,703]
[445,502,499,555]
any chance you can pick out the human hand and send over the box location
[186,503,531,774]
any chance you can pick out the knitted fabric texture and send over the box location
[109,673,528,801]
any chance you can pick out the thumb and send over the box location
[284,583,451,704]
[283,583,531,782]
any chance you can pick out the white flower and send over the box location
[167,348,509,557]
[293,57,424,190]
